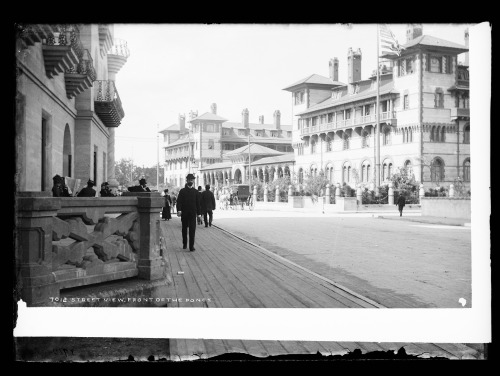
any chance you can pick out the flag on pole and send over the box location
[379,24,403,57]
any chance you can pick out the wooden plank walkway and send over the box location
[160,218,484,360]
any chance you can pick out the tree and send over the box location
[303,171,329,197]
[115,158,165,191]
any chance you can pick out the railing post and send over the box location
[275,186,280,202]
[419,184,425,203]
[288,185,293,198]
[15,192,61,306]
[325,184,331,204]
[263,185,268,202]
[335,183,341,200]
[253,186,258,204]
[449,184,455,197]
[388,181,394,205]
[356,185,363,205]
[136,192,167,280]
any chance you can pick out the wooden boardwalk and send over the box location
[160,218,484,360]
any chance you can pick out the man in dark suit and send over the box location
[396,194,406,216]
[77,179,97,197]
[201,184,216,227]
[176,174,202,251]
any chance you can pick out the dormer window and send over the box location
[255,130,263,137]
[332,90,342,100]
[238,129,247,136]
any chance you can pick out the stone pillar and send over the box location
[107,127,119,193]
[253,186,258,203]
[16,192,61,306]
[335,183,341,200]
[449,184,455,197]
[136,192,167,280]
[356,185,362,205]
[263,185,268,202]
[325,184,331,204]
[275,186,280,202]
[288,185,293,197]
[388,181,394,205]
[419,184,425,202]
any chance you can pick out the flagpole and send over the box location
[375,24,381,194]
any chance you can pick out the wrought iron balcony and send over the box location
[450,107,470,120]
[64,49,97,99]
[107,38,130,75]
[94,80,125,127]
[41,24,84,78]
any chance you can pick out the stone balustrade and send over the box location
[15,191,168,306]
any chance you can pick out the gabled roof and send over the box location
[223,121,293,131]
[189,112,228,123]
[224,143,285,157]
[283,74,345,91]
[251,154,295,166]
[381,35,468,59]
[164,135,190,147]
[297,79,398,116]
[159,123,180,133]
[199,161,233,171]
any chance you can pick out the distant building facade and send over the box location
[15,24,129,193]
[284,24,470,190]
[160,104,293,187]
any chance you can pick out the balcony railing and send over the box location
[457,79,469,88]
[40,24,83,78]
[108,38,130,58]
[64,49,97,99]
[98,24,114,55]
[94,80,125,127]
[300,111,396,135]
[450,107,470,120]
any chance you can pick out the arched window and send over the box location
[463,124,470,144]
[343,133,350,150]
[326,165,334,182]
[326,136,332,152]
[298,168,304,184]
[408,128,413,142]
[382,160,393,181]
[361,160,371,182]
[343,163,351,184]
[440,127,446,142]
[434,88,444,108]
[362,131,370,148]
[402,128,407,143]
[383,127,391,145]
[463,159,470,182]
[431,158,445,183]
[430,126,436,142]
[404,160,413,176]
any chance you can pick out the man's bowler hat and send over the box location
[186,173,196,180]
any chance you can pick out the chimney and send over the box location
[406,24,423,43]
[347,48,362,84]
[273,110,281,130]
[179,114,186,133]
[329,58,339,81]
[259,115,264,124]
[242,108,249,128]
[464,28,469,66]
[211,103,217,114]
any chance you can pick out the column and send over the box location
[419,184,425,203]
[356,185,362,205]
[388,181,394,205]
[136,192,168,280]
[263,185,268,202]
[16,192,61,306]
[275,186,280,203]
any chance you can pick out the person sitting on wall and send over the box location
[139,178,151,192]
[77,179,97,197]
[99,182,115,197]
[52,174,71,197]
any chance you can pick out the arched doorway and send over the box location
[234,168,242,184]
[63,124,72,177]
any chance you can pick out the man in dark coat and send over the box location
[77,179,97,197]
[197,186,203,225]
[52,175,71,197]
[396,194,406,216]
[201,184,216,227]
[162,189,172,220]
[99,182,115,197]
[176,174,202,251]
[139,178,151,192]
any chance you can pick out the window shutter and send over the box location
[426,54,430,71]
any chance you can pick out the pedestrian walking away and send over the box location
[201,184,216,227]
[171,194,177,214]
[176,174,202,251]
[396,195,406,216]
[162,189,172,221]
[197,186,203,225]
[77,179,97,197]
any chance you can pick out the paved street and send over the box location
[210,209,471,308]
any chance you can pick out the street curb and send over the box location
[377,216,470,227]
[212,224,386,309]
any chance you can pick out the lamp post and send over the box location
[156,123,159,190]
[248,131,252,184]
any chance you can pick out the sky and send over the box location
[113,23,474,167]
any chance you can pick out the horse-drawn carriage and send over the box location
[219,184,254,210]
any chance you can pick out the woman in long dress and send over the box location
[162,189,172,220]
